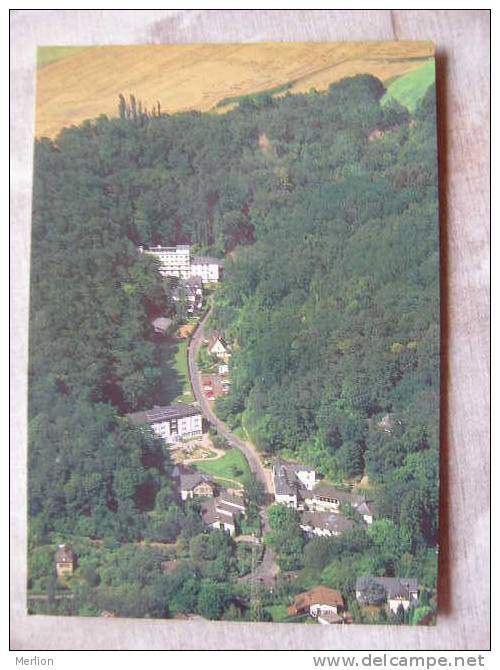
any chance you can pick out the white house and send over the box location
[352,499,375,525]
[304,485,350,512]
[208,331,231,361]
[201,493,246,536]
[127,403,202,444]
[355,576,419,614]
[288,587,344,619]
[305,486,376,524]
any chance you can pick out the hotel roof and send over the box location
[127,403,201,426]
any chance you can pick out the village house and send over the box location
[127,403,203,444]
[351,498,375,525]
[304,485,375,525]
[356,576,419,614]
[207,331,231,361]
[179,470,217,500]
[55,544,75,578]
[304,484,351,512]
[271,459,316,508]
[200,491,246,536]
[288,586,345,622]
[299,511,355,538]
[172,275,204,314]
[184,275,203,310]
[151,316,172,335]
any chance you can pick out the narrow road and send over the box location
[187,306,273,495]
[187,305,279,586]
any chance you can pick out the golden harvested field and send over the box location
[36,42,434,138]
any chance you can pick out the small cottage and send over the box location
[288,586,345,619]
[208,331,230,360]
[55,544,75,578]
[356,576,419,613]
[179,471,216,500]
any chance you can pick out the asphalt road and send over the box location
[187,306,273,495]
[187,306,279,584]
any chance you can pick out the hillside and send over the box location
[35,41,433,138]
[382,60,436,111]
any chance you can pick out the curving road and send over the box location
[187,306,279,585]
[187,306,273,495]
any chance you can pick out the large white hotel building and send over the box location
[139,244,223,284]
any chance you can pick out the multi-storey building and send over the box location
[140,245,191,279]
[139,245,223,283]
[127,403,203,443]
[190,255,223,283]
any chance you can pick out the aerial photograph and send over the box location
[28,42,440,626]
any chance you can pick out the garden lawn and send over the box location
[192,447,251,486]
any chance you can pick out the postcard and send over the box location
[28,42,439,626]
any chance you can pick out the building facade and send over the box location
[355,576,419,613]
[127,403,203,443]
[55,544,75,578]
[141,245,191,278]
[271,459,316,509]
[201,492,246,536]
[139,245,223,284]
[299,511,355,538]
[190,256,223,284]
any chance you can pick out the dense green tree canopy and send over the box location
[28,74,438,620]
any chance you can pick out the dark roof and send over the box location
[55,544,74,563]
[354,500,374,516]
[127,403,201,426]
[179,471,214,491]
[201,498,235,527]
[272,461,304,496]
[218,490,245,509]
[215,500,241,516]
[300,511,355,533]
[272,458,315,497]
[286,462,315,474]
[192,256,224,267]
[310,484,352,503]
[356,576,418,599]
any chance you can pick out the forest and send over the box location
[28,73,439,620]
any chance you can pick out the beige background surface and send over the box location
[10,9,490,651]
